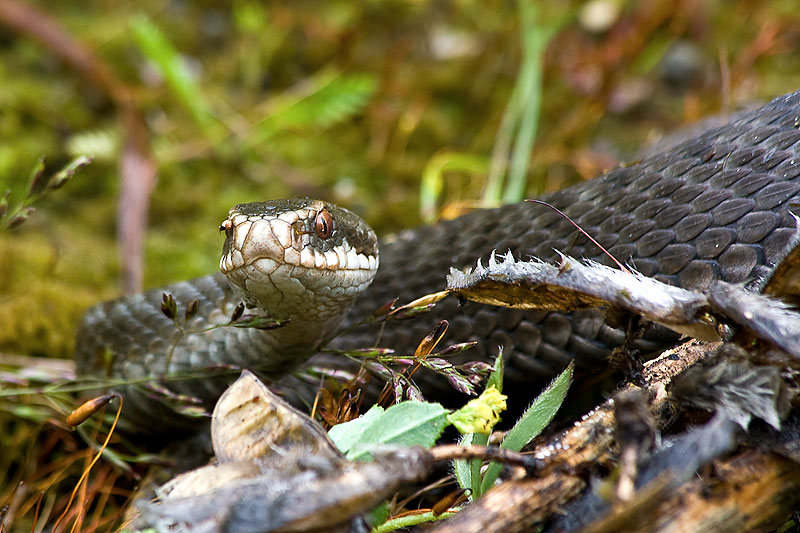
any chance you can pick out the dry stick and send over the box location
[310,375,326,420]
[386,445,539,523]
[75,464,111,533]
[87,468,117,532]
[30,493,43,533]
[0,0,155,293]
[73,463,89,533]
[394,476,457,512]
[429,444,541,473]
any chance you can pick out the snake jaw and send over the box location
[220,198,378,273]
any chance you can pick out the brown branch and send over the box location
[428,444,542,473]
[428,341,707,533]
[427,339,800,532]
[0,0,155,293]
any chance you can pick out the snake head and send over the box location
[218,198,379,338]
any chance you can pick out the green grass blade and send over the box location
[482,74,521,205]
[502,1,548,204]
[453,432,474,493]
[132,15,224,142]
[371,509,456,532]
[419,151,488,223]
[486,348,505,393]
[469,431,489,498]
[479,361,573,494]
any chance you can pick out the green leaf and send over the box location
[327,404,385,454]
[469,431,489,499]
[453,433,474,493]
[479,360,573,494]
[366,500,390,529]
[309,72,377,128]
[486,348,505,393]
[250,70,377,144]
[328,401,449,460]
[132,15,224,142]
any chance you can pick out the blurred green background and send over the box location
[1,0,799,360]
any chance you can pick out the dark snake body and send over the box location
[77,89,800,423]
[329,88,800,395]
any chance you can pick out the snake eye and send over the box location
[314,208,334,239]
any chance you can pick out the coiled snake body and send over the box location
[76,89,800,432]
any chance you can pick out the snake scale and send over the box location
[76,89,800,432]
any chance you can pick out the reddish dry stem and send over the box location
[526,199,631,274]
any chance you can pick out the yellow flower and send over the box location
[447,385,508,434]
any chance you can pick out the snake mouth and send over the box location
[218,208,379,275]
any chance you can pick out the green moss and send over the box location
[0,229,115,357]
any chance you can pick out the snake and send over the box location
[75,88,800,433]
